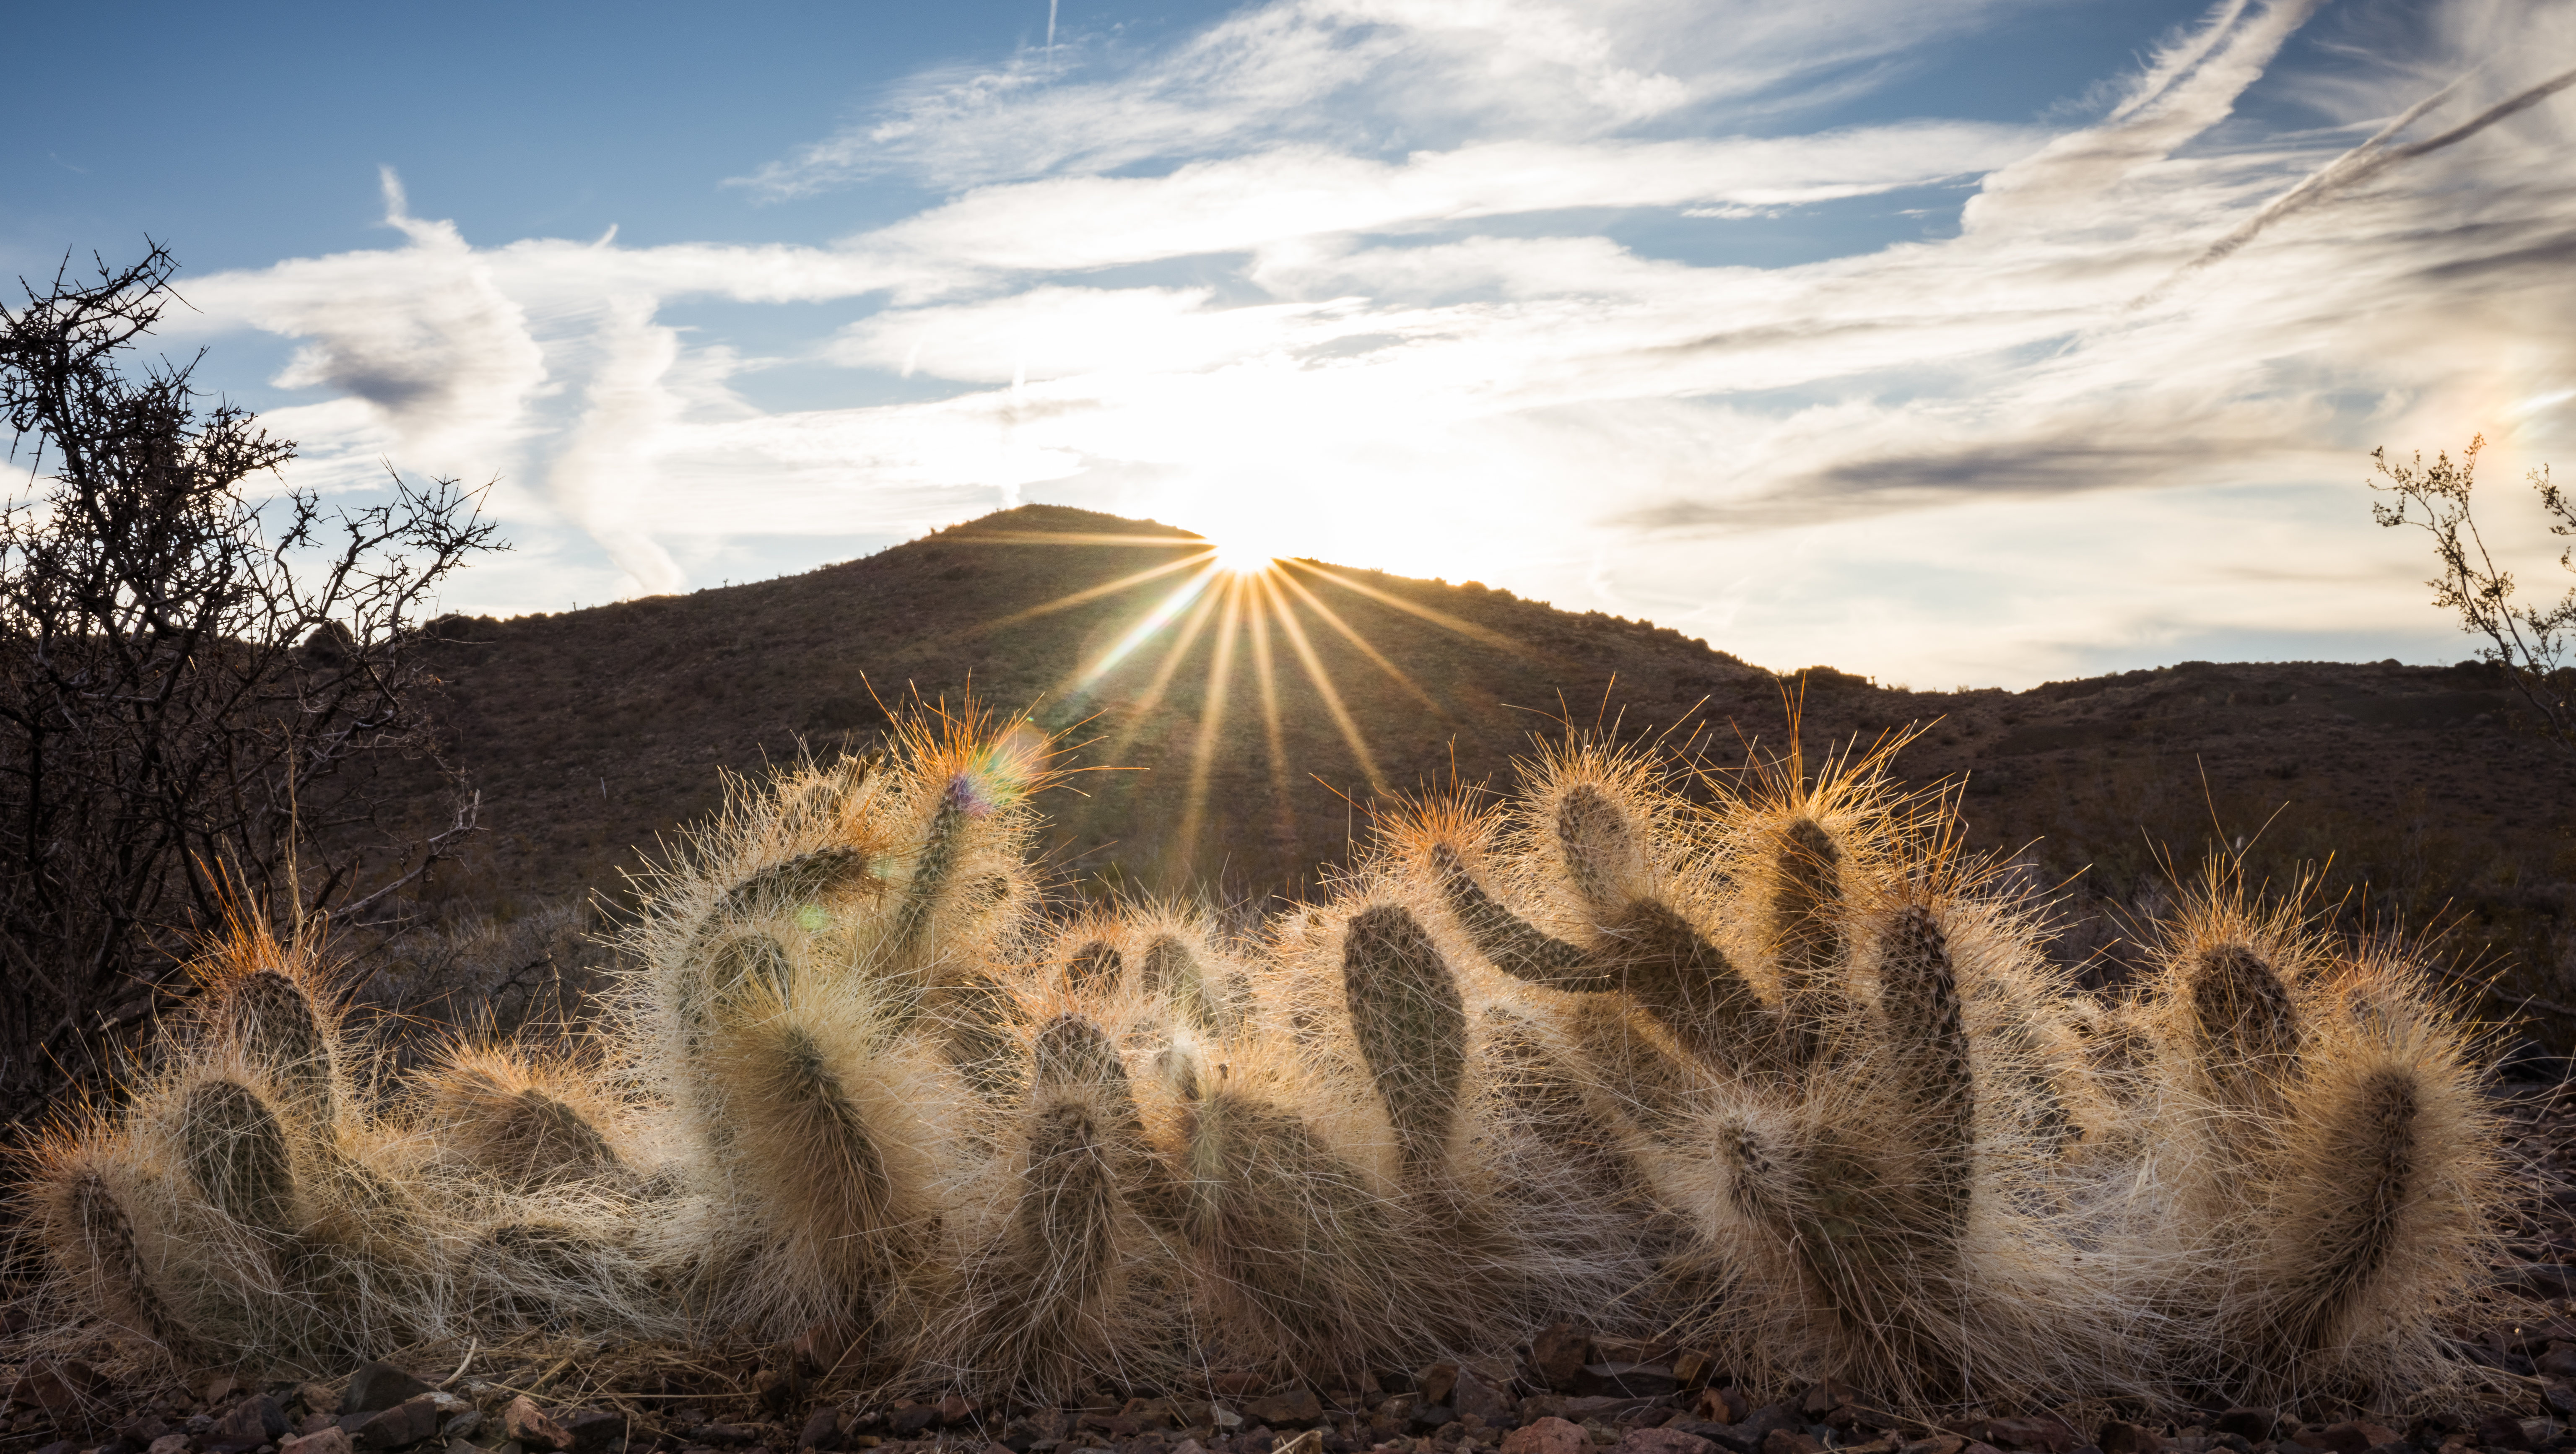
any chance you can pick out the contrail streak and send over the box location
[2161,62,2576,289]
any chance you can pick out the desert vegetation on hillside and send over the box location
[16,701,2521,1419]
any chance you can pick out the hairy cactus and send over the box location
[24,705,2523,1412]
[419,1047,629,1190]
[178,1077,300,1242]
[1338,904,1467,1184]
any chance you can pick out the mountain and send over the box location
[383,504,2575,1040]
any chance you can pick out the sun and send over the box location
[1210,537,1279,575]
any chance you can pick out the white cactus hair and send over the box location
[11,697,2529,1414]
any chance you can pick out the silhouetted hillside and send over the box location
[382,505,2576,1041]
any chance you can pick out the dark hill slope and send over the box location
[393,505,2576,1035]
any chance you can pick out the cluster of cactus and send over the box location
[17,706,2515,1416]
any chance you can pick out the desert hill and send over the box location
[390,504,2575,1039]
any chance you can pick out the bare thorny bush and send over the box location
[2373,432,2574,750]
[0,244,502,1143]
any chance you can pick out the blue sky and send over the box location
[8,0,2572,687]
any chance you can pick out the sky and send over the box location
[7,0,2573,689]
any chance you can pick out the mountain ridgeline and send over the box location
[384,505,2573,1039]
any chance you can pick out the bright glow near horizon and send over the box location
[14,0,2574,688]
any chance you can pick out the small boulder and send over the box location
[10,1361,106,1414]
[147,1436,194,1454]
[284,1430,356,1454]
[1504,1418,1590,1454]
[345,1368,435,1419]
[888,1406,943,1438]
[353,1398,441,1452]
[1243,1392,1324,1430]
[564,1412,623,1454]
[798,1408,842,1452]
[502,1399,573,1453]
[298,1386,344,1420]
[1532,1326,1594,1392]
[2096,1424,2158,1454]
[1984,1418,2078,1454]
[1416,1365,1461,1410]
[1763,1431,1823,1454]
[1616,1431,1716,1454]
[1454,1372,1516,1428]
[2214,1412,2279,1444]
[2474,1414,2532,1452]
[209,1396,293,1453]
[1275,1433,1324,1454]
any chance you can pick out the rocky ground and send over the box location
[9,1085,2574,1454]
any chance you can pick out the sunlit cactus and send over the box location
[27,1126,200,1361]
[185,912,349,1135]
[14,695,2530,1415]
[936,1006,1189,1402]
[418,1044,630,1190]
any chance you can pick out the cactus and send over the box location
[29,1129,200,1360]
[1337,905,1466,1184]
[25,703,2525,1412]
[1068,938,1124,991]
[1871,905,1974,1243]
[420,1048,628,1189]
[939,1011,1187,1402]
[179,1077,300,1241]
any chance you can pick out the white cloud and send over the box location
[161,0,2576,685]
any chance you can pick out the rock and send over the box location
[11,1361,107,1414]
[354,1399,442,1453]
[888,1407,943,1438]
[2475,1415,2532,1452]
[1763,1433,1822,1454]
[1582,1368,1678,1400]
[564,1412,622,1454]
[210,1397,293,1453]
[1670,1355,1716,1394]
[1533,1326,1594,1392]
[2319,1426,2401,1454]
[799,1409,843,1451]
[1416,1366,1460,1410]
[1737,1406,1806,1447]
[1454,1373,1516,1428]
[501,1400,572,1454]
[938,1394,974,1427]
[200,1377,245,1407]
[438,1413,481,1444]
[1694,1391,1750,1428]
[1244,1393,1324,1430]
[2214,1414,2279,1444]
[1409,1404,1455,1434]
[1173,1442,1206,1454]
[793,1319,862,1381]
[149,1436,195,1454]
[1984,1419,2078,1454]
[299,1387,344,1420]
[345,1369,435,1420]
[1504,1418,1590,1454]
[34,1441,78,1454]
[1617,1432,1714,1454]
[1799,1386,1854,1420]
[2097,1425,2157,1454]
[1275,1433,1324,1454]
[285,1431,355,1454]
[696,1428,765,1447]
[2544,1345,2576,1381]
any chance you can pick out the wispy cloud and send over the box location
[162,0,2576,683]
